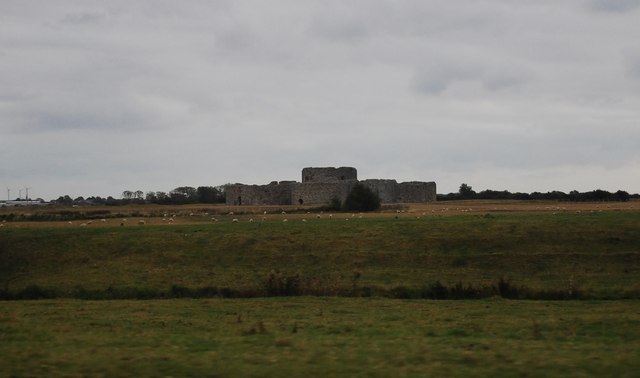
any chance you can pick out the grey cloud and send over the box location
[60,12,109,25]
[588,0,640,12]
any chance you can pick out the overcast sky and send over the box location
[2,1,639,200]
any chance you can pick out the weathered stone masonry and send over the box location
[225,167,436,206]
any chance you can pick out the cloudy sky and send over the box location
[1,0,639,200]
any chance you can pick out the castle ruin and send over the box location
[225,167,436,206]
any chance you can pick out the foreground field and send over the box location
[1,298,639,377]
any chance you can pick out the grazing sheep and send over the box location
[0,224,4,228]
[302,219,307,222]
[316,214,321,219]
[282,219,288,222]
[329,214,333,219]
[211,217,218,222]
[80,223,87,227]
[232,218,239,223]
[68,221,73,225]
[229,211,234,216]
[168,218,174,223]
[263,211,267,215]
[249,218,254,222]
[101,219,107,222]
[138,220,145,225]
[281,211,286,215]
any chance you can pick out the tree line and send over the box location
[438,183,637,202]
[54,186,226,206]
[52,183,637,206]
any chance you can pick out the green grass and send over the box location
[1,212,639,298]
[1,298,639,377]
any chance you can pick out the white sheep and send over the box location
[302,219,307,222]
[249,218,254,222]
[282,219,288,222]
[232,218,239,223]
[138,220,145,225]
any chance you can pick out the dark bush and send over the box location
[343,183,381,212]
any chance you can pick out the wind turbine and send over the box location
[25,187,31,201]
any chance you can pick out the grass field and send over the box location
[2,204,639,298]
[1,200,639,376]
[2,298,639,377]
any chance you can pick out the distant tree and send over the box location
[134,190,144,200]
[196,186,225,203]
[614,190,630,202]
[343,183,381,212]
[122,190,133,200]
[170,186,197,204]
[458,183,476,199]
[55,195,73,205]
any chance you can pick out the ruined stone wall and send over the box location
[225,181,296,205]
[361,179,399,203]
[291,181,355,205]
[302,167,357,183]
[362,179,436,203]
[396,181,436,203]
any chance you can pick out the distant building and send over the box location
[225,167,436,206]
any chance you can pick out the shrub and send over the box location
[342,183,381,212]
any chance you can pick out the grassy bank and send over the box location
[2,212,639,299]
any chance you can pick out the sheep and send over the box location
[249,218,254,222]
[100,218,107,222]
[316,214,321,219]
[232,218,239,223]
[211,217,218,222]
[281,211,287,215]
[229,211,234,216]
[80,223,87,227]
[0,224,4,228]
[263,211,267,215]
[301,219,307,222]
[138,220,146,225]
[68,221,73,225]
[329,214,333,219]
[282,219,288,222]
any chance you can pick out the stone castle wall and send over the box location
[225,167,436,205]
[302,167,357,183]
[291,181,355,205]
[361,179,437,203]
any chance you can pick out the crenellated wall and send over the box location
[302,167,357,183]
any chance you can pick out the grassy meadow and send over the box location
[1,207,639,298]
[2,298,640,377]
[1,201,640,376]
